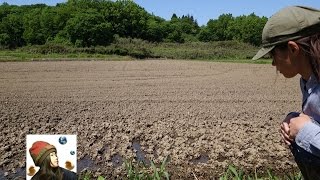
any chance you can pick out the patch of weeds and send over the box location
[219,165,302,180]
[220,165,246,180]
[81,172,91,180]
[285,172,302,180]
[79,162,302,179]
[125,156,170,180]
[79,171,105,180]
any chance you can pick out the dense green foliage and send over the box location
[0,39,265,62]
[0,0,268,49]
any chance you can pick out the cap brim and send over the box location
[252,46,274,60]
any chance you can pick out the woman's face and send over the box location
[270,44,299,78]
[50,152,59,168]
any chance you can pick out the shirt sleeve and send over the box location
[295,121,320,157]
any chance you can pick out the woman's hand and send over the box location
[280,112,311,146]
[280,112,299,146]
[288,113,311,140]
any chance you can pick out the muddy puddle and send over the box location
[132,139,151,165]
[190,154,209,164]
[78,155,96,172]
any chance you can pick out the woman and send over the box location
[253,6,320,179]
[29,141,77,180]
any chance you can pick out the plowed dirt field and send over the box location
[0,60,301,179]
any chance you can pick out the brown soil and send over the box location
[0,60,301,179]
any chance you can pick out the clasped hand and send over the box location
[280,112,311,146]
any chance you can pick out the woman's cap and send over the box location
[253,6,320,60]
[29,141,57,166]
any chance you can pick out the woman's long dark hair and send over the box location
[296,33,320,82]
[34,154,63,180]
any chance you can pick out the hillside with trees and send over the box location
[0,0,268,60]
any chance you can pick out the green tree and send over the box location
[197,27,212,42]
[241,13,267,46]
[226,13,267,46]
[145,17,166,42]
[23,7,47,45]
[40,7,64,43]
[65,9,113,47]
[180,14,199,35]
[0,2,11,20]
[101,0,150,39]
[200,13,233,42]
[0,4,25,48]
[171,13,178,20]
[0,33,10,47]
[0,12,24,48]
[49,3,74,44]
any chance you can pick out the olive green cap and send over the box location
[253,6,320,60]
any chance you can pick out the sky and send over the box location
[2,0,320,25]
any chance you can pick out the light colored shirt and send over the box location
[295,74,320,157]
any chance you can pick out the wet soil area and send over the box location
[0,60,300,179]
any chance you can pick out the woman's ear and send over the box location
[287,41,300,56]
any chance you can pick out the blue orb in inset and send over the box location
[70,150,75,155]
[59,136,67,145]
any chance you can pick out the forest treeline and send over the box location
[0,0,268,49]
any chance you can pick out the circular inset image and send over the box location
[59,136,67,145]
[27,166,36,176]
[65,160,74,170]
